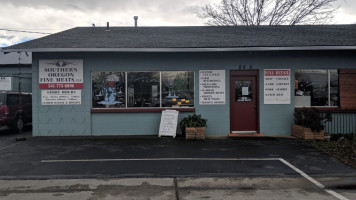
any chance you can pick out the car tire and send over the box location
[10,117,24,132]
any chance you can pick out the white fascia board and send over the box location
[2,46,356,53]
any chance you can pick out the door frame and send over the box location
[230,70,260,133]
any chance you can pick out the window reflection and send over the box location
[295,69,339,107]
[92,72,126,108]
[235,81,252,102]
[330,70,339,106]
[127,72,160,107]
[162,71,194,107]
[92,71,195,109]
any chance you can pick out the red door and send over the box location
[230,71,258,133]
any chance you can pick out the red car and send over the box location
[0,91,32,132]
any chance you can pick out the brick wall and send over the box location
[339,69,356,110]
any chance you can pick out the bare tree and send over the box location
[198,0,339,26]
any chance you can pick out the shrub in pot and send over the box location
[180,114,207,140]
[292,107,332,140]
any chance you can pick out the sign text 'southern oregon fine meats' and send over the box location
[39,60,83,89]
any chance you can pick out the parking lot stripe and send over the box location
[0,143,18,151]
[41,157,280,162]
[41,157,350,200]
[279,158,349,200]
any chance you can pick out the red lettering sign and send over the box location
[39,83,84,89]
[264,70,290,76]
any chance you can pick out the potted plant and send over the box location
[180,114,207,140]
[292,107,332,140]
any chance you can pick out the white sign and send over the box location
[0,77,11,90]
[39,59,83,89]
[158,110,179,138]
[41,90,81,105]
[264,69,291,104]
[199,70,225,105]
[242,87,249,96]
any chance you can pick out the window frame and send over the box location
[91,71,195,113]
[294,69,339,108]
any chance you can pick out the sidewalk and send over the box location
[1,177,356,200]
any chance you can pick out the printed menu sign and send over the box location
[41,90,81,105]
[158,110,179,138]
[39,59,83,89]
[264,69,291,104]
[199,70,225,105]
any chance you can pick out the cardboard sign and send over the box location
[158,110,179,138]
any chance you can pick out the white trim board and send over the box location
[3,46,356,53]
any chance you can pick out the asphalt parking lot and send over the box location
[0,128,356,199]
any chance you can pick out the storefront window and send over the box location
[162,71,194,107]
[330,70,339,106]
[235,80,252,102]
[92,72,126,108]
[295,69,339,107]
[127,72,160,107]
[92,71,194,109]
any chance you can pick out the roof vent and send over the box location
[106,22,110,31]
[134,16,138,27]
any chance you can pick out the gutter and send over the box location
[2,46,356,53]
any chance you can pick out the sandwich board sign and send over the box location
[158,110,179,138]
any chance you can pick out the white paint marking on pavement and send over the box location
[278,158,325,188]
[40,157,350,200]
[325,190,350,200]
[279,158,349,200]
[0,143,18,151]
[41,158,280,163]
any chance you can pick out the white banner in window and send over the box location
[0,77,12,90]
[41,90,81,105]
[264,69,291,104]
[199,70,225,105]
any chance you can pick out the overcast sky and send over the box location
[0,0,355,47]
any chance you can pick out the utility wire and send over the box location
[0,28,52,35]
[1,28,61,30]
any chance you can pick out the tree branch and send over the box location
[198,0,338,26]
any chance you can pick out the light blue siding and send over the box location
[0,65,32,92]
[32,51,356,137]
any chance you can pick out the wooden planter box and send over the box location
[185,127,206,140]
[291,124,324,140]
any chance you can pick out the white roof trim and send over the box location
[2,46,356,52]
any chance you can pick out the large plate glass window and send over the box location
[295,69,339,107]
[161,71,194,107]
[127,72,160,107]
[92,72,126,108]
[92,71,194,109]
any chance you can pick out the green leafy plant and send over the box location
[180,114,207,128]
[293,107,332,132]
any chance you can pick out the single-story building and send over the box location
[2,25,356,137]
